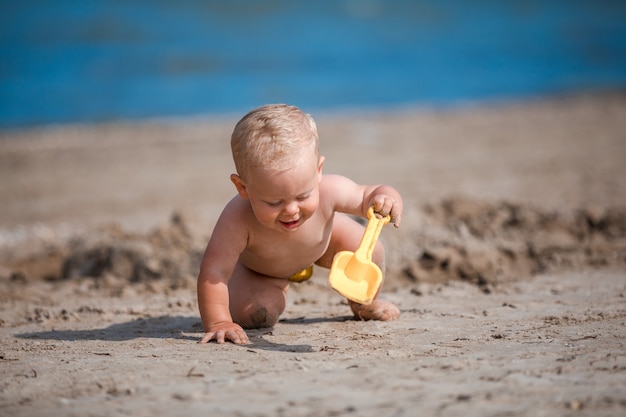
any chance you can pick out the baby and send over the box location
[197,104,403,344]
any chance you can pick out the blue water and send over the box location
[1,0,625,129]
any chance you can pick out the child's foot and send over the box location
[350,299,400,321]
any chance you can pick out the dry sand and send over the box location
[1,92,625,416]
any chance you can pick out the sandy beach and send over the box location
[1,92,625,416]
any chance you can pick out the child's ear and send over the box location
[317,156,325,181]
[230,174,249,199]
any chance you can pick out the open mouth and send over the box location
[280,219,301,229]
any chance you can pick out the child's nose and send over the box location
[283,201,299,215]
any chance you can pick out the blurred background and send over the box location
[1,0,625,130]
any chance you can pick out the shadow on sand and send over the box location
[14,314,353,353]
[16,315,203,342]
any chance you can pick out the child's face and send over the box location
[233,152,324,233]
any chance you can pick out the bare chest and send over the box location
[240,215,333,277]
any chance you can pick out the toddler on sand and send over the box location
[197,104,403,344]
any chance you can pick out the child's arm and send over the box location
[197,202,249,345]
[323,175,403,227]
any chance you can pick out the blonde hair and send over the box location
[231,104,319,179]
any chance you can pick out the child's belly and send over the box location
[239,237,330,279]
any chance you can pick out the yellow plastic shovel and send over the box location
[329,207,391,305]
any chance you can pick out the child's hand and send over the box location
[371,194,403,228]
[199,321,250,345]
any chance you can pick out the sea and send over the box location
[1,0,625,130]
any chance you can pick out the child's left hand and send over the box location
[371,194,402,228]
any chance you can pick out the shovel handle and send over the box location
[354,207,391,261]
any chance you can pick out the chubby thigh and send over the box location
[228,261,290,329]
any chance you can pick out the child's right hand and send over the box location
[199,321,250,345]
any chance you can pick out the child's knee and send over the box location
[237,300,284,329]
[249,305,279,328]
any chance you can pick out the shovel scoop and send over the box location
[329,207,391,305]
